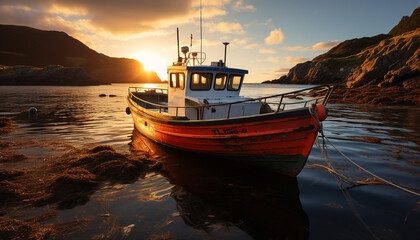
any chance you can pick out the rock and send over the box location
[265,28,420,89]
[264,7,420,90]
[347,29,420,88]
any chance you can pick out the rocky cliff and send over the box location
[0,65,101,86]
[0,25,161,85]
[265,7,420,90]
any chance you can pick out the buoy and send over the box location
[29,107,37,115]
[28,107,38,120]
[315,103,328,121]
[126,107,131,115]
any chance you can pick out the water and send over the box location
[0,83,419,239]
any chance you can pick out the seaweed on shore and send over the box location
[0,117,14,135]
[327,86,420,106]
[0,143,160,239]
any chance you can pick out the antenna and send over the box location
[177,28,181,63]
[200,0,203,65]
[223,42,229,67]
[190,34,193,48]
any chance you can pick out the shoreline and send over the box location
[327,86,420,106]
[0,117,160,239]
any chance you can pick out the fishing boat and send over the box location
[127,38,333,176]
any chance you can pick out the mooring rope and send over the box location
[309,104,420,197]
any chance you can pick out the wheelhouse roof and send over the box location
[168,65,248,74]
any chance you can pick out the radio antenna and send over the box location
[200,0,202,65]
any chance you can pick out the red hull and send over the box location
[128,97,321,176]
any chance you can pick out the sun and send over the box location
[132,51,167,80]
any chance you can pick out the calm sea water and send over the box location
[0,83,419,239]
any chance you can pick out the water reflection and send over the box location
[130,129,309,239]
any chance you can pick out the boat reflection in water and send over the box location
[130,129,310,239]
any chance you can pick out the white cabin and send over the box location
[167,64,261,120]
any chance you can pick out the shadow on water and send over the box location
[130,129,310,239]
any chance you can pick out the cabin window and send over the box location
[214,74,227,90]
[190,73,213,91]
[170,73,177,88]
[170,72,185,89]
[179,73,185,89]
[227,74,243,91]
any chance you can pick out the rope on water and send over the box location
[308,104,420,197]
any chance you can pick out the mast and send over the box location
[200,0,202,65]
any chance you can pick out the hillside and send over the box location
[0,25,161,85]
[264,6,420,91]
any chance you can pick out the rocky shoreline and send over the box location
[0,65,104,86]
[328,86,420,106]
[0,116,160,239]
[264,8,420,106]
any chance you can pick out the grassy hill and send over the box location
[0,25,161,84]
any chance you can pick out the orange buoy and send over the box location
[316,103,328,121]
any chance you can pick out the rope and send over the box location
[308,104,420,197]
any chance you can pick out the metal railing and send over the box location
[128,85,334,120]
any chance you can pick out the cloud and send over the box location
[199,0,232,7]
[232,0,256,12]
[274,67,291,73]
[243,43,260,49]
[232,37,250,45]
[281,40,341,52]
[207,21,245,34]
[259,48,276,54]
[280,46,303,51]
[245,18,272,28]
[302,40,341,51]
[260,57,280,63]
[265,28,284,45]
[285,56,309,64]
[188,39,221,47]
[0,0,229,36]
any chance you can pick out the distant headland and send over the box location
[263,7,420,105]
[0,25,161,86]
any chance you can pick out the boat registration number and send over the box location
[211,128,247,135]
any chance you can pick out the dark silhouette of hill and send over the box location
[0,25,161,84]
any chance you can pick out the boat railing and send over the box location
[128,85,334,120]
[129,87,168,95]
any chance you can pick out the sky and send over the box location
[0,0,419,83]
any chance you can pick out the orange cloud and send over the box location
[265,28,285,45]
[243,43,260,49]
[0,0,229,36]
[281,40,341,52]
[233,0,256,12]
[274,67,290,74]
[207,21,246,34]
[259,48,276,54]
[263,57,281,63]
[302,40,341,51]
[285,56,309,64]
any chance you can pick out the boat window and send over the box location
[178,73,185,89]
[214,74,227,90]
[227,74,243,91]
[170,72,185,89]
[170,73,177,88]
[190,73,213,91]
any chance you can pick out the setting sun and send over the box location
[132,51,167,81]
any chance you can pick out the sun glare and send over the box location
[132,51,167,80]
